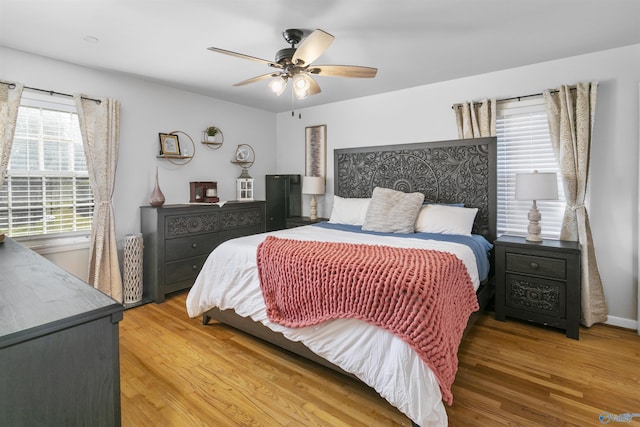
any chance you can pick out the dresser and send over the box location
[494,235,581,339]
[0,237,123,426]
[140,201,266,302]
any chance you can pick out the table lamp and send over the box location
[302,176,325,221]
[515,171,559,242]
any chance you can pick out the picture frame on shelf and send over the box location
[305,125,326,178]
[159,133,181,156]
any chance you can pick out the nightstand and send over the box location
[285,216,328,229]
[494,235,581,339]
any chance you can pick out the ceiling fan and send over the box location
[207,28,377,99]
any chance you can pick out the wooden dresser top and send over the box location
[0,237,123,349]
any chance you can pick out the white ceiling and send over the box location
[1,0,639,113]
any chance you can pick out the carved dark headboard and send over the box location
[334,137,497,241]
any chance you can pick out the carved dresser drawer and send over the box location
[141,201,265,302]
[494,235,581,339]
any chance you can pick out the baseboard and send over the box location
[605,315,637,331]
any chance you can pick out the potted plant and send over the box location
[206,126,219,142]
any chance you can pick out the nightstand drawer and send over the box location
[505,253,566,279]
[505,274,566,319]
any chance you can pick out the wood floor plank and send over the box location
[120,291,640,426]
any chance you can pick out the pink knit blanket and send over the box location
[256,236,479,405]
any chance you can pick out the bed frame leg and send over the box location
[202,314,211,325]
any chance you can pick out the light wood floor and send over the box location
[120,291,640,426]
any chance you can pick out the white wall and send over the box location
[3,44,639,326]
[1,45,277,279]
[276,44,640,327]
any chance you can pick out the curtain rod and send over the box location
[451,86,588,109]
[1,81,101,104]
[452,91,547,109]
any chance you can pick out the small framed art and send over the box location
[159,133,181,156]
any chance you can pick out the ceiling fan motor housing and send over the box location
[275,47,296,65]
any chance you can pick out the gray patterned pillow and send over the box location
[362,187,425,233]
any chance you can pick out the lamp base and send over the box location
[525,200,543,242]
[525,233,543,242]
[309,195,318,221]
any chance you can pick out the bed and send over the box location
[186,137,496,426]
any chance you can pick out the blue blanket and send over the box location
[311,221,493,282]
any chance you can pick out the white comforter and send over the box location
[186,225,480,427]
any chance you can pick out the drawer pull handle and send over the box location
[192,243,198,248]
[530,262,539,269]
[192,265,199,270]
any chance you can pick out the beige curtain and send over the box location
[544,82,607,327]
[453,98,496,138]
[0,81,24,188]
[74,95,123,302]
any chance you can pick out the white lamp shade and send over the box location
[302,176,325,195]
[515,171,559,201]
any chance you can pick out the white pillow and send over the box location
[415,204,478,235]
[328,196,371,226]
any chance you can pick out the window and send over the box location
[0,93,93,238]
[496,96,565,239]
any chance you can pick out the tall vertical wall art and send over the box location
[305,125,326,178]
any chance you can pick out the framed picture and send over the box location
[159,133,181,156]
[305,125,326,178]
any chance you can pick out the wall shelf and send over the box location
[201,127,224,150]
[157,154,194,159]
[231,144,255,169]
[230,160,254,168]
[158,130,195,165]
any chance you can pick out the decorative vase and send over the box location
[149,167,165,207]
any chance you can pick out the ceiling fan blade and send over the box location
[233,73,279,87]
[292,29,334,66]
[207,47,282,69]
[309,65,378,78]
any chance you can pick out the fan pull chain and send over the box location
[290,89,301,119]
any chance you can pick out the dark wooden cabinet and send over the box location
[140,201,266,302]
[0,237,123,426]
[286,216,329,228]
[266,174,301,231]
[494,235,581,339]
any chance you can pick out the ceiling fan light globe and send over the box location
[294,88,310,99]
[292,73,309,90]
[269,77,287,96]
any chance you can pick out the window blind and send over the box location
[0,94,93,237]
[496,97,565,239]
